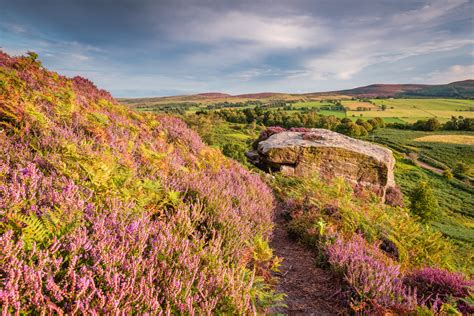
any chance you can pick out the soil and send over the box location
[405,152,443,175]
[269,208,347,315]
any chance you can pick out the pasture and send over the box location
[348,98,474,123]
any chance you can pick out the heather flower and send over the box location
[327,234,418,313]
[404,267,474,314]
[0,51,276,314]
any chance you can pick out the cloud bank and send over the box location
[1,0,472,96]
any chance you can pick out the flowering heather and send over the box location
[256,126,287,142]
[404,267,474,314]
[327,234,418,313]
[0,51,275,313]
[272,175,472,314]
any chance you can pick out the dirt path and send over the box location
[270,209,346,315]
[405,152,443,175]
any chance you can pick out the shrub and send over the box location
[409,181,439,223]
[222,142,247,162]
[443,168,454,180]
[404,267,474,314]
[453,162,470,176]
[327,234,417,313]
[271,174,474,314]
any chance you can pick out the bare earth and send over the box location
[270,208,347,315]
[405,152,444,175]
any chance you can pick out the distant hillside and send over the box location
[333,80,474,98]
[120,80,474,105]
[401,80,474,98]
[330,83,429,98]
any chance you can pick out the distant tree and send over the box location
[381,104,387,111]
[443,116,459,130]
[413,118,441,131]
[26,51,39,61]
[336,122,367,137]
[425,118,441,131]
[409,181,439,222]
[356,118,373,132]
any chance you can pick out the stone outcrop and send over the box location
[247,128,395,197]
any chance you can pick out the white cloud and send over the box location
[391,0,468,28]
[174,11,326,49]
[302,0,471,80]
[169,0,471,82]
[170,10,330,68]
[424,64,474,83]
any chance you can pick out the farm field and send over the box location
[370,129,474,173]
[394,158,474,247]
[122,97,474,126]
[414,134,474,145]
[292,101,329,109]
[341,100,378,110]
[348,98,474,123]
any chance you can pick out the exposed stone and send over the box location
[247,128,396,198]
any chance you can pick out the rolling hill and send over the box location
[120,80,474,105]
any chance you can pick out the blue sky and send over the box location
[1,0,473,97]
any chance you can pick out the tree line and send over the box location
[387,116,474,131]
[196,107,385,137]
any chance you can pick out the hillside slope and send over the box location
[402,80,474,98]
[0,51,277,313]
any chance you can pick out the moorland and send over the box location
[1,52,473,314]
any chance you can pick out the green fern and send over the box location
[11,207,74,249]
[15,213,50,248]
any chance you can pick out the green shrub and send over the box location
[409,181,439,223]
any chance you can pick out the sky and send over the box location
[1,0,473,97]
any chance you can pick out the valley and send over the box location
[122,93,474,259]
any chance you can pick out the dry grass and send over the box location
[341,100,378,110]
[413,134,474,145]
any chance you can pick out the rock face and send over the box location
[247,129,395,197]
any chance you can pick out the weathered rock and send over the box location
[247,129,395,197]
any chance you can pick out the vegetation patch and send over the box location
[271,174,473,314]
[0,51,281,314]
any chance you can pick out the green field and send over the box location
[347,99,474,123]
[123,97,474,125]
[365,129,474,248]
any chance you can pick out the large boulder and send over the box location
[247,128,395,197]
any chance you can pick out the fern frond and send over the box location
[16,213,50,247]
